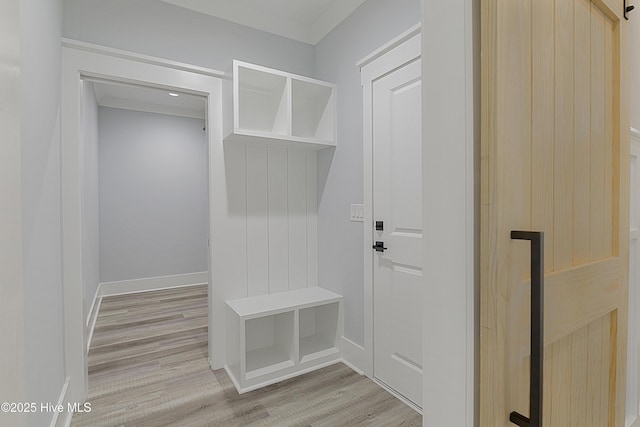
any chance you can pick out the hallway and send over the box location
[72,285,421,426]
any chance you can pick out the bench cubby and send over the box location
[225,287,342,393]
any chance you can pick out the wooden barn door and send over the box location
[480,0,630,425]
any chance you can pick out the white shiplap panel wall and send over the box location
[267,147,290,293]
[215,140,319,372]
[219,142,317,312]
[306,151,318,287]
[222,143,248,300]
[246,145,269,297]
[288,147,308,289]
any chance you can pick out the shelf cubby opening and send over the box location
[291,79,334,142]
[299,302,339,363]
[245,311,294,378]
[237,65,288,135]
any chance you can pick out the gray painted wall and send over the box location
[1,1,27,422]
[63,0,421,346]
[83,81,100,321]
[62,0,315,77]
[99,107,208,283]
[20,0,66,426]
[314,0,421,345]
[6,0,635,423]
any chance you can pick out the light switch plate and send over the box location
[350,204,364,222]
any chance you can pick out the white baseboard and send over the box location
[85,285,102,353]
[86,295,102,354]
[50,377,72,427]
[340,337,421,415]
[341,337,368,375]
[99,271,208,297]
[85,286,100,328]
[374,378,422,415]
[86,272,208,354]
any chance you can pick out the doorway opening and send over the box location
[80,76,210,359]
[61,42,223,406]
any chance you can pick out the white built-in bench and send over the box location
[224,287,343,394]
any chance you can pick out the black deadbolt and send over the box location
[372,241,387,252]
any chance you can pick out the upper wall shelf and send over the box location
[224,60,336,149]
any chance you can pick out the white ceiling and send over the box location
[91,80,206,120]
[89,1,371,117]
[158,0,367,45]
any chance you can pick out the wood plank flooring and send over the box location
[72,285,421,426]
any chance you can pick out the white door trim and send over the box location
[61,41,223,404]
[421,0,477,426]
[360,25,421,378]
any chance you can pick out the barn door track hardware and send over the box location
[625,0,635,20]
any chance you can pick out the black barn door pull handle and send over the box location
[510,231,544,427]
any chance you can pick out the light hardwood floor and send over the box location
[71,285,421,426]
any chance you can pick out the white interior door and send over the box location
[372,57,422,408]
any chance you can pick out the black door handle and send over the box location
[510,231,544,427]
[372,241,387,252]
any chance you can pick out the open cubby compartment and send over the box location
[291,79,335,142]
[244,311,295,379]
[298,302,340,364]
[225,287,342,393]
[226,60,336,149]
[236,63,289,135]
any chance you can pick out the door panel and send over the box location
[481,0,629,425]
[373,58,422,407]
